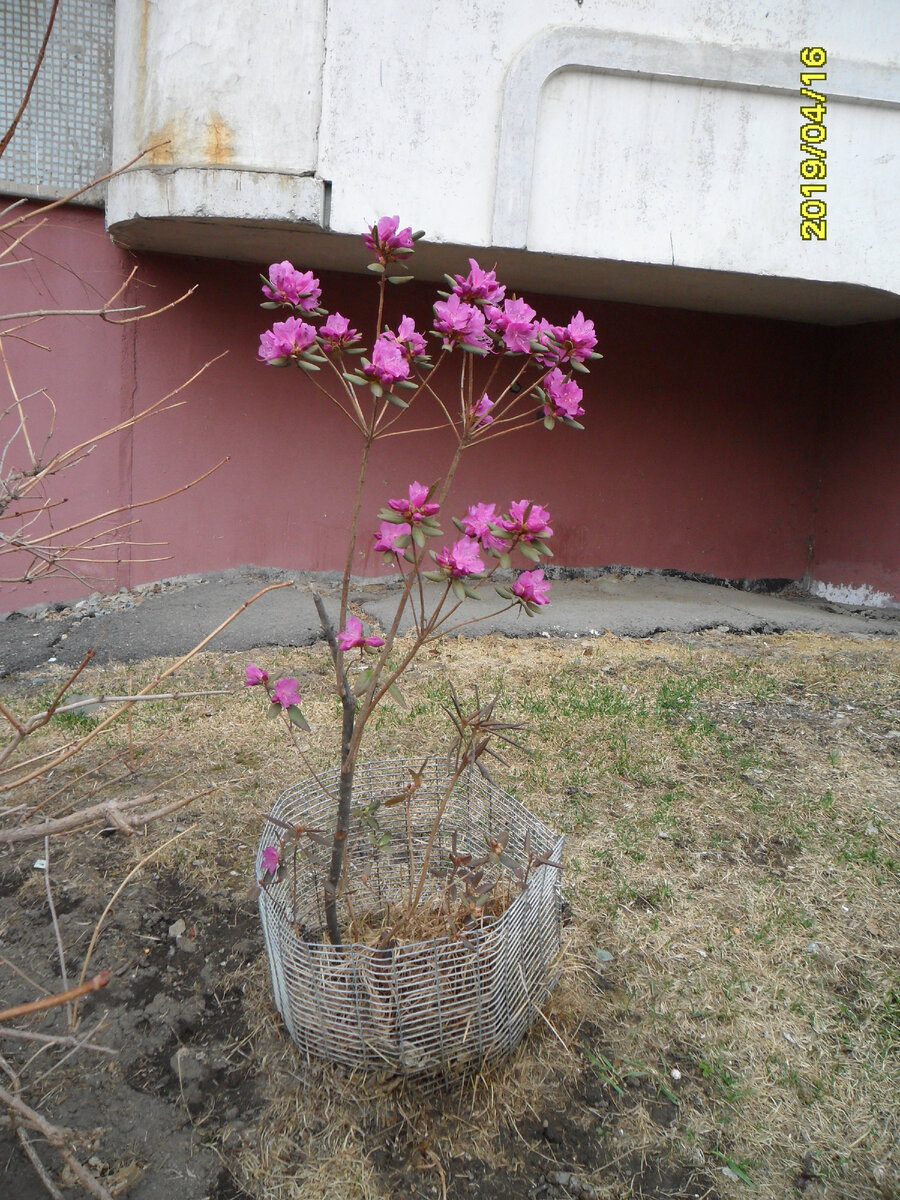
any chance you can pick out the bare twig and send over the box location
[0,0,60,160]
[0,782,207,845]
[0,1076,115,1200]
[41,838,71,1028]
[0,970,109,1023]
[73,824,196,1021]
[0,581,294,795]
[0,1028,114,1054]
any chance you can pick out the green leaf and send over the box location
[265,356,290,367]
[442,273,457,287]
[412,230,427,241]
[519,542,541,563]
[385,392,408,408]
[463,583,482,600]
[288,705,311,731]
[266,702,283,720]
[494,585,513,600]
[588,350,604,360]
[354,667,375,696]
[260,300,281,310]
[563,418,585,430]
[460,342,488,355]
[366,262,385,273]
[395,378,419,389]
[423,571,444,583]
[451,579,467,601]
[342,372,367,386]
[387,274,415,284]
[387,682,407,708]
[412,524,426,548]
[296,360,321,372]
[570,359,589,374]
[369,380,383,398]
[543,415,555,430]
[500,553,511,569]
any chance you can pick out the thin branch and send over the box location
[0,970,109,1024]
[0,1079,115,1200]
[73,825,197,1020]
[0,0,60,160]
[0,143,169,236]
[42,839,71,1029]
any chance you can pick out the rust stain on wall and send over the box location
[145,125,177,164]
[205,113,234,164]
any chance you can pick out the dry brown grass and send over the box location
[2,628,898,1199]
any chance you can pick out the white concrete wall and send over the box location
[107,0,900,320]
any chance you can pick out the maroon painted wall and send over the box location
[1,204,896,611]
[811,319,900,601]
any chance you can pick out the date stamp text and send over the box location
[800,47,827,240]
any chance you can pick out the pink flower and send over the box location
[512,569,551,606]
[534,311,598,366]
[271,677,301,708]
[320,312,361,350]
[395,315,426,358]
[373,520,411,554]
[472,393,495,427]
[486,297,537,354]
[544,368,585,419]
[432,294,490,351]
[258,316,317,362]
[362,215,415,264]
[364,334,410,385]
[563,311,598,362]
[387,481,440,524]
[260,845,280,875]
[533,318,567,367]
[452,259,506,305]
[434,538,485,578]
[501,500,553,542]
[337,616,385,651]
[262,262,321,310]
[462,502,507,552]
[244,663,268,687]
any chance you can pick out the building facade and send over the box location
[2,0,898,608]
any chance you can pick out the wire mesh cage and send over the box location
[257,759,564,1081]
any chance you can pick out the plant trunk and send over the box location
[323,653,357,946]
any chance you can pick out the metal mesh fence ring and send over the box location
[257,759,564,1081]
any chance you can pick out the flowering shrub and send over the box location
[247,217,600,944]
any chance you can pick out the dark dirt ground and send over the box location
[0,834,722,1200]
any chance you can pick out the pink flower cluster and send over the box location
[262,262,321,311]
[434,538,485,578]
[387,481,440,525]
[244,663,301,709]
[364,316,428,386]
[543,368,585,421]
[500,500,553,543]
[534,311,598,367]
[258,316,317,363]
[362,215,415,266]
[371,489,554,600]
[451,259,506,306]
[511,568,550,606]
[320,312,361,351]
[432,294,490,351]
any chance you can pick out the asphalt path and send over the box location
[1,568,896,676]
